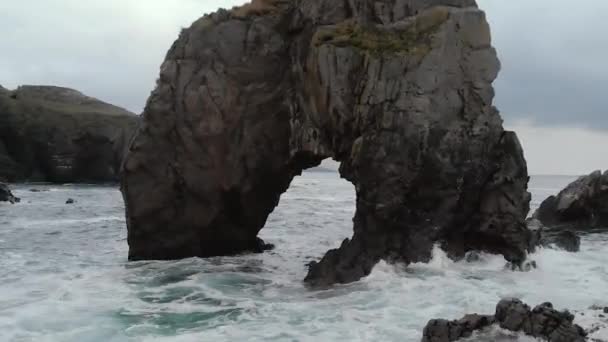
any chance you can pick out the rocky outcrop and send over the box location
[422,314,495,342]
[0,183,19,203]
[0,85,139,183]
[533,170,608,229]
[422,298,587,342]
[527,219,581,252]
[121,0,534,286]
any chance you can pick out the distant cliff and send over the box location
[0,85,139,183]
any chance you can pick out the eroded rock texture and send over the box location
[422,298,587,342]
[0,85,139,183]
[534,170,608,229]
[122,0,533,286]
[0,183,19,203]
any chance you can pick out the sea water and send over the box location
[0,172,606,341]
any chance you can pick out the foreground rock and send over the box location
[0,183,19,203]
[533,170,608,229]
[122,0,534,286]
[0,85,139,183]
[422,298,587,342]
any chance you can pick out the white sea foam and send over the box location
[0,175,606,341]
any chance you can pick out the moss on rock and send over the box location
[313,6,450,57]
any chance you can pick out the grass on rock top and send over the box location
[312,7,450,56]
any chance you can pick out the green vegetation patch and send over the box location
[313,7,450,56]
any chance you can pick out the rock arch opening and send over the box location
[260,160,356,277]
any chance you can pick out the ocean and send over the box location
[0,172,606,341]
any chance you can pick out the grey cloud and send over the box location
[0,0,247,113]
[478,0,608,129]
[1,0,606,129]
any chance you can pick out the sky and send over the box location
[1,0,606,175]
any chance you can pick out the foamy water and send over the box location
[0,174,606,341]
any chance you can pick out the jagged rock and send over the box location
[496,299,586,341]
[121,0,534,286]
[0,183,19,203]
[0,85,139,183]
[527,218,581,252]
[506,260,537,272]
[66,198,75,204]
[534,170,608,229]
[543,230,580,252]
[422,299,587,342]
[422,314,495,342]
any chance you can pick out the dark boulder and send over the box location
[542,230,580,253]
[0,85,139,183]
[66,198,75,204]
[495,299,586,342]
[533,170,608,229]
[0,183,19,203]
[422,298,587,342]
[422,314,495,342]
[527,219,581,252]
[121,0,535,286]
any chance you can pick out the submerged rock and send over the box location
[533,170,608,229]
[121,0,534,286]
[422,298,587,342]
[527,219,581,253]
[0,85,139,183]
[0,183,19,203]
[542,230,581,253]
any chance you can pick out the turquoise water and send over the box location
[0,173,606,341]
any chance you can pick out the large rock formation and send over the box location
[422,298,587,342]
[121,0,534,286]
[0,85,139,183]
[533,170,608,229]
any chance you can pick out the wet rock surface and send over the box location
[422,298,588,342]
[528,219,581,253]
[533,170,608,229]
[122,0,534,286]
[541,230,581,252]
[0,183,19,203]
[422,314,495,342]
[0,85,139,183]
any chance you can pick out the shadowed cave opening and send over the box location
[258,160,356,271]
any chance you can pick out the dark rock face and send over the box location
[422,298,587,342]
[422,314,495,342]
[0,183,19,203]
[0,85,139,183]
[121,0,534,286]
[527,219,581,252]
[534,170,608,229]
[495,299,586,342]
[541,230,581,253]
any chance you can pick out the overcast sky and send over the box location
[1,1,606,174]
